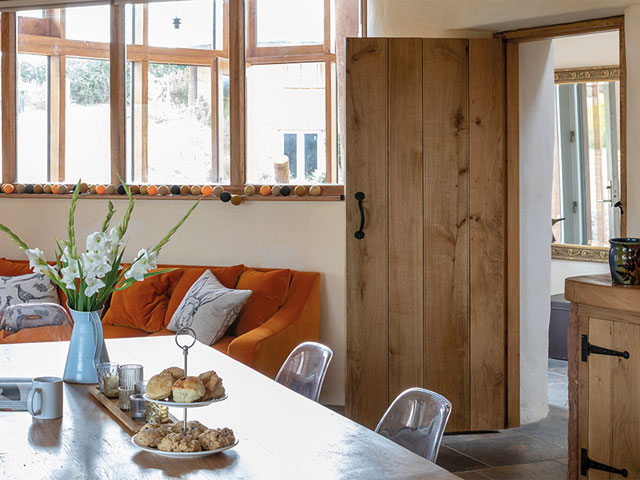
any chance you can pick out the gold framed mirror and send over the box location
[551,62,625,263]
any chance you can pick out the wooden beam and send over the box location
[229,0,245,187]
[110,4,126,183]
[505,40,520,428]
[133,61,148,183]
[495,16,623,43]
[49,54,65,182]
[2,13,17,184]
[211,59,220,182]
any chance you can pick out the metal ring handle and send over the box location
[174,327,197,349]
[354,192,365,240]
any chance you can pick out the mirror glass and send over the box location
[552,77,621,247]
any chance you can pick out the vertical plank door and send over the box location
[469,39,507,430]
[345,38,390,429]
[388,38,425,404]
[423,38,471,432]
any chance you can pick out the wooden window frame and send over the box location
[1,0,350,200]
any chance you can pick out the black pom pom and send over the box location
[70,184,77,192]
[25,184,34,194]
[117,184,126,195]
[220,191,232,202]
[170,185,181,195]
[280,185,291,196]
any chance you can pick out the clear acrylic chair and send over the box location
[275,341,333,402]
[375,387,452,462]
[0,303,72,334]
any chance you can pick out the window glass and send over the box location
[146,63,213,184]
[148,0,220,50]
[65,57,111,183]
[256,0,324,47]
[16,54,48,183]
[246,63,327,184]
[65,5,110,43]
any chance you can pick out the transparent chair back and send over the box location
[375,387,452,462]
[275,341,333,402]
[0,303,72,334]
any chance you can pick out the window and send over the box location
[552,79,621,246]
[1,0,356,197]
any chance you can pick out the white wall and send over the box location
[553,31,619,69]
[519,40,555,424]
[626,5,640,236]
[550,259,610,295]
[0,197,346,405]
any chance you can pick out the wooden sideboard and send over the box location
[566,274,640,479]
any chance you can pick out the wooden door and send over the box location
[580,315,640,478]
[346,37,515,432]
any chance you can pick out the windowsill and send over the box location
[0,192,345,202]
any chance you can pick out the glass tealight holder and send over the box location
[134,380,147,395]
[118,386,134,411]
[145,401,169,424]
[97,362,119,398]
[129,394,146,419]
[118,364,143,389]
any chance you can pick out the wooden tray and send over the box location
[88,386,176,435]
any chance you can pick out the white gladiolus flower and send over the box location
[60,259,80,290]
[25,248,49,274]
[124,248,157,282]
[81,252,110,279]
[86,231,109,256]
[84,276,105,297]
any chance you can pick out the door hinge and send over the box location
[581,334,630,362]
[581,448,628,477]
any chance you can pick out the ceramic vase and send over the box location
[609,238,640,285]
[63,308,109,384]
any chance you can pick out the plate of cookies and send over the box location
[144,367,227,407]
[131,421,238,458]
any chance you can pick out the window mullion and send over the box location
[229,0,245,187]
[110,3,125,184]
[1,12,17,184]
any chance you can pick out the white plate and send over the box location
[131,435,238,458]
[143,393,227,408]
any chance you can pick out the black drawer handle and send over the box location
[354,192,365,239]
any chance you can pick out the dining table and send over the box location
[0,336,460,479]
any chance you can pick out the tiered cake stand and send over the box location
[132,327,239,458]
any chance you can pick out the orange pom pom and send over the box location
[51,184,59,194]
[147,185,158,196]
[259,185,271,196]
[201,185,213,196]
[96,185,107,195]
[3,184,14,194]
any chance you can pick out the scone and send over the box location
[170,420,208,437]
[157,433,202,452]
[135,426,171,447]
[197,428,236,450]
[199,370,225,400]
[146,372,174,400]
[161,366,185,381]
[172,376,206,403]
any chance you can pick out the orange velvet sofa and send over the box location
[0,259,321,379]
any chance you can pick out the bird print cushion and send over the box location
[167,270,252,345]
[0,272,61,331]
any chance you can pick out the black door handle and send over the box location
[615,201,624,215]
[354,192,365,239]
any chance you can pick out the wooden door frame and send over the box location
[496,15,626,429]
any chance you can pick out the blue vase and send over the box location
[63,308,109,384]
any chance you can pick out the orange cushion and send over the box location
[164,265,245,326]
[102,325,151,339]
[212,335,235,354]
[231,268,291,336]
[0,258,32,276]
[0,325,72,344]
[102,269,183,333]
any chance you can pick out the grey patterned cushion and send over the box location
[167,270,252,345]
[0,272,61,320]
